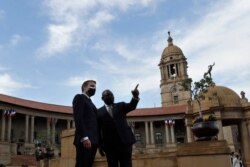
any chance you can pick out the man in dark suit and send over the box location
[72,80,99,167]
[98,84,139,167]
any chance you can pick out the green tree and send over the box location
[180,63,215,121]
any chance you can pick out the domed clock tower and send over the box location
[159,32,191,107]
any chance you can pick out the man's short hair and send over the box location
[81,80,96,92]
[102,89,112,97]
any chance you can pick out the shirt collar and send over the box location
[82,92,90,99]
[105,104,112,110]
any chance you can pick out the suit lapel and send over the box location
[104,106,113,118]
[112,104,117,118]
[102,105,115,118]
[82,94,97,114]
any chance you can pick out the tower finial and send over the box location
[167,31,173,45]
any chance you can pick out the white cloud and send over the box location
[37,17,78,57]
[96,0,156,11]
[10,34,22,46]
[87,10,115,29]
[115,44,139,61]
[43,0,96,20]
[0,73,31,94]
[8,34,30,46]
[35,0,250,104]
[38,0,162,57]
[92,0,250,100]
[66,75,99,87]
[84,0,250,102]
[89,39,158,71]
[66,76,85,87]
[87,36,161,97]
[112,74,160,96]
[170,0,250,98]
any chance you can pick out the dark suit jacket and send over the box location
[98,98,139,148]
[72,94,99,145]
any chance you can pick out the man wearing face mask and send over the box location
[98,84,139,167]
[72,80,99,167]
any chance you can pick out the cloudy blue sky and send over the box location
[0,0,250,108]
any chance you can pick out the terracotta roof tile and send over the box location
[0,94,72,114]
[0,94,188,116]
[128,104,187,117]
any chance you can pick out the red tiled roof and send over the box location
[128,104,187,117]
[0,94,72,114]
[0,94,187,116]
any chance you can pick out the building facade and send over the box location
[0,95,74,156]
[1,32,250,165]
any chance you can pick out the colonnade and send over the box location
[2,111,249,160]
[1,112,177,148]
[1,112,74,144]
[130,120,176,147]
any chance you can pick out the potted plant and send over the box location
[180,63,219,141]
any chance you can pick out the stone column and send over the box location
[170,125,175,143]
[179,63,185,76]
[1,113,6,141]
[72,121,75,128]
[30,116,35,143]
[186,101,194,143]
[7,116,12,142]
[25,115,29,143]
[150,121,155,144]
[240,120,250,166]
[67,120,71,129]
[186,126,193,143]
[167,65,170,79]
[216,119,224,140]
[160,67,164,79]
[215,111,224,140]
[51,118,57,145]
[247,119,250,138]
[175,63,178,76]
[47,118,51,143]
[130,122,135,133]
[145,121,149,145]
[185,118,193,143]
[165,124,170,144]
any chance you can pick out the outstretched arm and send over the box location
[123,84,140,113]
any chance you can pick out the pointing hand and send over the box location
[131,84,139,98]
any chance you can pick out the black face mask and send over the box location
[104,96,114,105]
[87,87,96,97]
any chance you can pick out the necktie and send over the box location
[108,106,113,117]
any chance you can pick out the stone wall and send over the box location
[177,140,231,167]
[47,129,232,167]
[0,142,11,165]
[49,129,177,167]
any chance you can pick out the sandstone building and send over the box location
[1,33,250,166]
